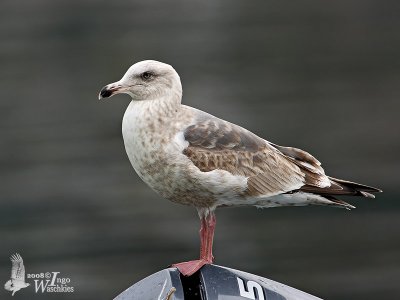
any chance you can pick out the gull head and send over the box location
[98,60,182,101]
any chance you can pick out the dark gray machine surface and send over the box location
[114,264,323,300]
[199,265,322,300]
[114,268,184,300]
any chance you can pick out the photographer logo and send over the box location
[4,253,74,295]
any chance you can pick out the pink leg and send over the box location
[172,211,216,276]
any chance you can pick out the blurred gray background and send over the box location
[1,0,399,299]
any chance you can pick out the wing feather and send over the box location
[10,253,25,281]
[183,116,309,197]
[182,109,381,203]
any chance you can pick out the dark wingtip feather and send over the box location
[328,176,382,194]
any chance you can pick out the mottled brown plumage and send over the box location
[183,116,381,202]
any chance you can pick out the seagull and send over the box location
[99,60,381,276]
[4,253,30,296]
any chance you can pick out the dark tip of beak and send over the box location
[99,86,113,99]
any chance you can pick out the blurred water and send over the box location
[0,0,399,299]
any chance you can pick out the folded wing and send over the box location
[182,111,381,202]
[183,113,326,197]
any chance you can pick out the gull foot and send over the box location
[172,259,212,276]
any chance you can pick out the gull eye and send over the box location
[141,71,153,81]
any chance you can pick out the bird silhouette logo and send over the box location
[4,253,30,296]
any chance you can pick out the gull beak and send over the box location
[98,82,125,100]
